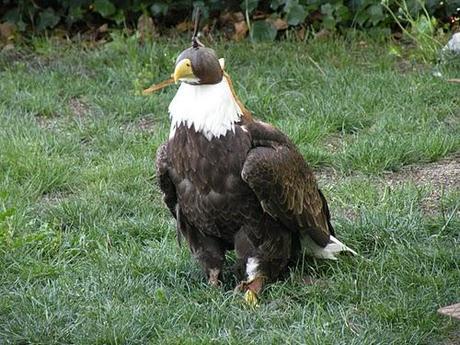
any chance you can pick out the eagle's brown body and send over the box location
[157,116,334,283]
[154,42,355,298]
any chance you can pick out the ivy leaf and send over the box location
[320,3,333,17]
[67,5,84,24]
[348,0,364,12]
[111,9,125,24]
[367,4,384,26]
[2,7,20,23]
[354,10,368,27]
[193,1,210,20]
[37,8,60,31]
[413,15,436,36]
[93,0,116,18]
[151,3,168,16]
[320,4,336,30]
[241,0,259,13]
[322,16,336,30]
[286,4,307,26]
[334,3,351,22]
[270,0,286,10]
[251,20,277,41]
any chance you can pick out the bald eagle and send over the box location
[156,41,356,304]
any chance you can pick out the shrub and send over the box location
[0,0,459,37]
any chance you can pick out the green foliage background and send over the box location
[1,0,459,34]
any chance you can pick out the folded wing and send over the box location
[241,121,332,248]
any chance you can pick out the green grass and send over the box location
[0,34,459,344]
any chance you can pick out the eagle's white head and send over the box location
[168,45,242,141]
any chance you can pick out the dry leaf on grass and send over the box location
[176,21,194,33]
[97,23,109,33]
[271,18,288,31]
[233,21,248,41]
[138,14,157,43]
[0,22,16,42]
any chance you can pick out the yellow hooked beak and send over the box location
[173,58,195,83]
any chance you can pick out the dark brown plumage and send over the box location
[156,43,355,301]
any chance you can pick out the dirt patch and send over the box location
[137,117,155,132]
[442,327,460,345]
[0,48,52,71]
[316,167,342,185]
[315,154,460,216]
[69,97,90,119]
[383,155,459,189]
[40,191,67,205]
[315,168,363,221]
[323,134,344,153]
[35,115,60,130]
[36,98,89,130]
[394,58,428,74]
[383,154,460,214]
[121,116,156,133]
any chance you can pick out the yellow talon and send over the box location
[244,290,259,307]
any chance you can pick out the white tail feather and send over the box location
[328,235,358,256]
[302,235,357,260]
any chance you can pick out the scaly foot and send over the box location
[207,268,221,287]
[235,276,265,307]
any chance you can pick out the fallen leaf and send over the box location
[315,28,331,39]
[253,12,268,20]
[176,20,193,33]
[232,12,245,22]
[271,18,288,31]
[233,21,248,41]
[2,43,14,52]
[219,12,232,25]
[97,23,109,33]
[296,27,306,40]
[0,22,16,42]
[219,12,247,40]
[138,14,156,43]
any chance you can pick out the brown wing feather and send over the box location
[241,121,332,247]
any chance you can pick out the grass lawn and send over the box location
[0,34,459,344]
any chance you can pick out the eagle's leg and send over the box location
[192,235,226,287]
[234,219,292,305]
[187,235,226,286]
[234,259,266,307]
[236,258,291,306]
[177,210,226,286]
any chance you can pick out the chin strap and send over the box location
[223,72,253,120]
